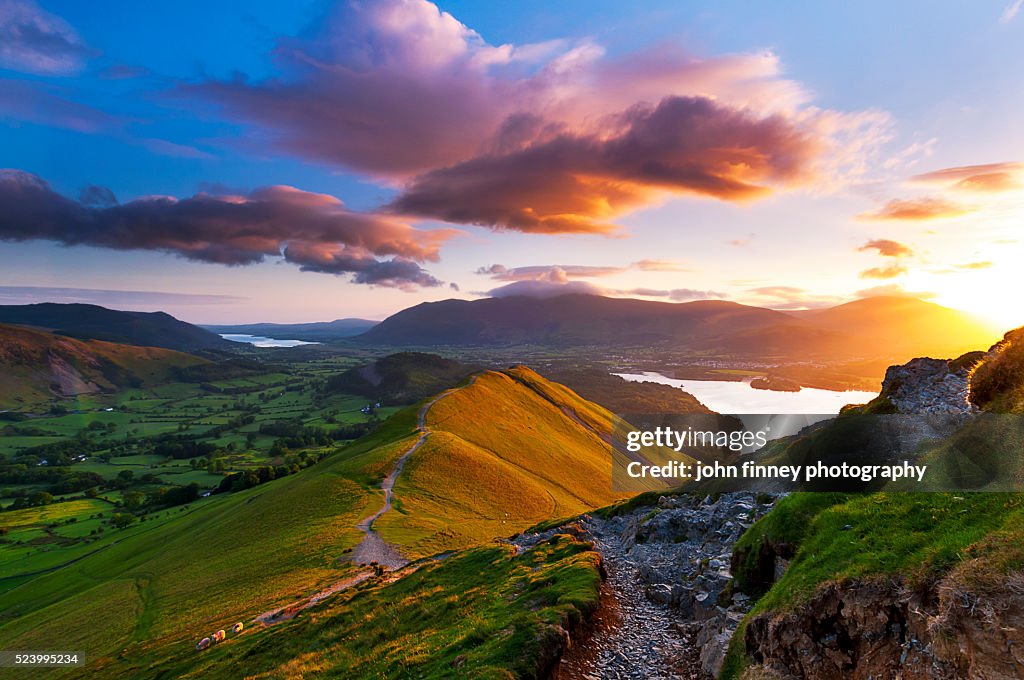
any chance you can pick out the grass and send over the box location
[140,535,603,680]
[0,361,652,678]
[721,492,1024,679]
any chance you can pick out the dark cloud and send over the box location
[859,263,907,280]
[858,197,973,221]
[911,162,1023,193]
[858,238,912,257]
[0,0,95,75]
[392,96,822,234]
[0,170,455,289]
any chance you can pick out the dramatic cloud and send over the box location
[0,170,455,289]
[189,0,886,234]
[0,0,94,75]
[859,263,908,280]
[392,96,832,234]
[857,197,973,221]
[957,261,993,270]
[858,239,913,257]
[910,161,1024,193]
[189,0,828,178]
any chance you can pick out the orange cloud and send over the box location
[911,161,1023,193]
[857,197,973,221]
[858,238,913,257]
[855,284,935,299]
[392,96,825,234]
[859,263,908,280]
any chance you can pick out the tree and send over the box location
[111,513,136,529]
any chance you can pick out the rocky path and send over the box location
[556,516,699,680]
[349,376,478,569]
[522,493,775,680]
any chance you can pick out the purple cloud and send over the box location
[0,170,455,289]
[0,0,95,75]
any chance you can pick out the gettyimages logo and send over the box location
[610,412,1024,493]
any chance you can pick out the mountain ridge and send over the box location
[0,303,231,352]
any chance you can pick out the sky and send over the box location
[1,0,1022,327]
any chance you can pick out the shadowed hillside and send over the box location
[0,324,209,409]
[0,303,231,352]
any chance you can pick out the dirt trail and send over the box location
[349,376,478,569]
[554,517,701,680]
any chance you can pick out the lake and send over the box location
[221,334,319,348]
[615,372,878,415]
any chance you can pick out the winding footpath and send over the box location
[349,376,478,569]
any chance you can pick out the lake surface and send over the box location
[221,334,319,348]
[615,372,878,415]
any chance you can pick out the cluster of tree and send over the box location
[151,435,218,460]
[214,452,323,494]
[0,463,103,496]
[6,490,54,510]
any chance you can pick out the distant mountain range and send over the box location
[203,318,378,342]
[356,294,998,361]
[0,303,230,352]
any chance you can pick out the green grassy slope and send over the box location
[0,366,641,678]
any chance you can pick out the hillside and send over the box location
[0,303,231,352]
[720,325,1024,678]
[0,366,665,677]
[324,351,479,405]
[355,294,999,364]
[0,324,209,409]
[203,318,377,342]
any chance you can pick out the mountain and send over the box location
[0,366,668,677]
[790,295,997,358]
[0,303,231,352]
[0,323,209,409]
[357,294,790,347]
[203,318,378,342]
[356,293,999,364]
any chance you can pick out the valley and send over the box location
[1,301,1021,679]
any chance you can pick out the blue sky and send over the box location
[1,0,1022,326]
